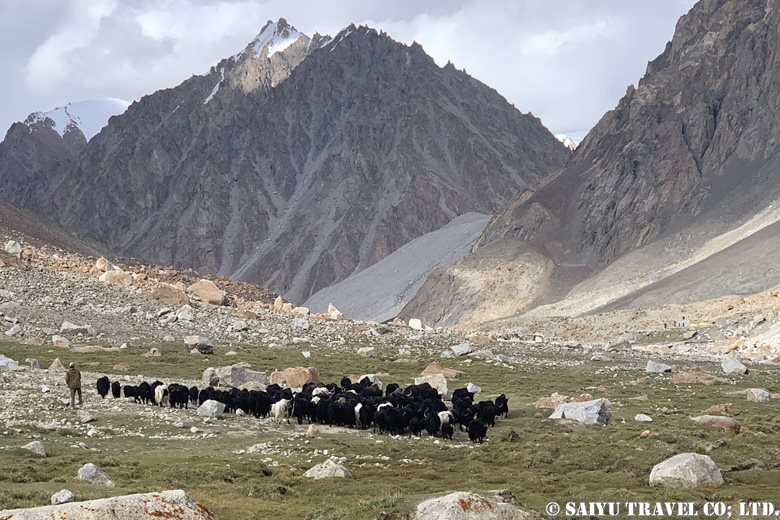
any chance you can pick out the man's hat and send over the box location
[69,362,75,368]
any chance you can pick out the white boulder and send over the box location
[549,398,611,426]
[649,453,723,488]
[77,463,114,487]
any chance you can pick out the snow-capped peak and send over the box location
[240,18,303,59]
[555,134,579,151]
[24,98,130,141]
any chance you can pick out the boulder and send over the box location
[94,256,117,271]
[0,354,20,371]
[151,284,189,306]
[99,270,131,284]
[672,369,727,385]
[294,306,310,316]
[21,441,46,457]
[306,425,320,438]
[0,490,214,519]
[408,318,423,331]
[183,336,214,355]
[79,411,95,424]
[186,279,225,305]
[211,364,269,388]
[201,367,218,386]
[646,360,673,373]
[549,398,611,426]
[635,414,653,422]
[26,358,43,369]
[52,335,71,348]
[291,317,310,330]
[273,295,284,310]
[357,347,375,356]
[303,457,352,479]
[690,415,740,434]
[327,303,344,320]
[357,373,384,390]
[77,463,114,487]
[746,388,772,402]
[176,305,195,322]
[3,240,22,258]
[721,354,748,375]
[50,489,74,505]
[5,323,22,337]
[421,362,463,380]
[450,343,473,356]
[466,382,482,394]
[59,321,90,335]
[415,491,539,519]
[649,453,724,488]
[197,399,226,418]
[48,358,65,373]
[415,374,448,397]
[238,381,267,391]
[230,320,248,332]
[269,367,319,390]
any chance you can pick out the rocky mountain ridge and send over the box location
[402,0,780,327]
[0,18,569,305]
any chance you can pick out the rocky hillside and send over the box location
[0,19,569,304]
[403,0,780,326]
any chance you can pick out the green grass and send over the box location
[0,341,778,519]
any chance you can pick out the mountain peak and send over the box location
[236,18,304,60]
[554,134,578,151]
[23,98,129,141]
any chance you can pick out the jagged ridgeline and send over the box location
[0,18,569,303]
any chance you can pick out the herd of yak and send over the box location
[95,375,509,443]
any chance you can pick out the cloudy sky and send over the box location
[1,0,695,140]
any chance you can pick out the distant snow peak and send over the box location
[239,18,302,59]
[555,134,579,151]
[24,98,129,141]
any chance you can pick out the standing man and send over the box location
[65,362,82,408]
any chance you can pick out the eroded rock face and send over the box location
[0,489,215,519]
[404,0,780,325]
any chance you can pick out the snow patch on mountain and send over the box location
[203,67,225,105]
[234,18,303,60]
[304,213,490,322]
[25,98,129,140]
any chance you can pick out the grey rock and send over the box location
[231,319,248,332]
[291,317,309,330]
[21,441,46,457]
[450,343,473,356]
[549,398,611,426]
[77,463,114,487]
[635,414,653,423]
[0,489,213,519]
[746,388,771,402]
[197,399,225,418]
[649,453,723,488]
[646,360,673,373]
[357,347,375,357]
[79,410,94,423]
[415,491,539,519]
[25,358,43,369]
[466,382,481,394]
[0,354,20,370]
[51,335,71,348]
[184,336,213,355]
[721,354,748,375]
[50,489,74,505]
[210,364,269,388]
[175,305,194,322]
[3,240,22,258]
[303,457,352,479]
[59,321,90,335]
[5,323,22,337]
